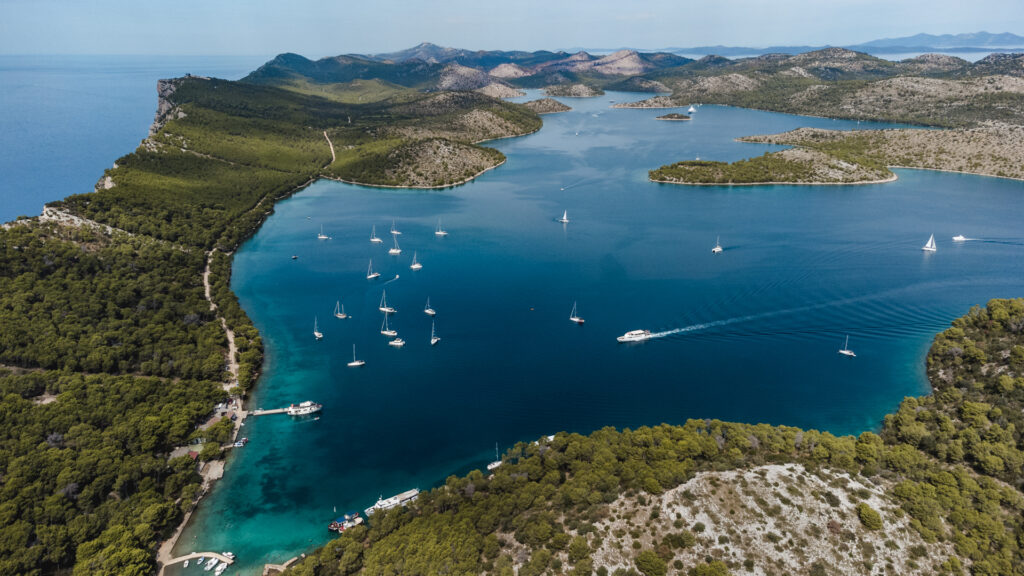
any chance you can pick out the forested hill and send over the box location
[0,69,539,575]
[287,299,1024,576]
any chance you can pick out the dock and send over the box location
[162,551,234,568]
[248,407,290,416]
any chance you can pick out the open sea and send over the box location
[2,58,1023,575]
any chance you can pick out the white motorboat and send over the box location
[184,560,189,568]
[557,210,570,224]
[569,301,584,324]
[313,316,323,340]
[379,290,396,314]
[952,234,967,242]
[923,234,937,252]
[347,344,365,367]
[333,301,348,319]
[838,335,856,357]
[409,251,422,270]
[388,337,405,347]
[617,329,653,342]
[364,488,419,517]
[286,401,322,416]
[367,259,381,280]
[424,297,436,316]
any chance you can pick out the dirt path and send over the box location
[323,130,336,164]
[203,250,240,393]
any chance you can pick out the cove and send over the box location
[171,91,1024,574]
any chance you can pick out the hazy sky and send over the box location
[1,0,1022,57]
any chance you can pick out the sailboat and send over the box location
[569,301,584,324]
[390,219,401,235]
[838,335,856,357]
[388,236,401,255]
[688,105,696,114]
[557,210,570,224]
[347,344,365,367]
[430,320,440,346]
[380,314,397,337]
[366,259,381,280]
[409,251,422,270]
[424,297,436,316]
[378,290,396,314]
[922,234,937,252]
[435,218,448,237]
[334,301,348,319]
[712,236,723,254]
[370,225,383,243]
[317,225,329,240]
[313,316,323,340]
[487,443,502,471]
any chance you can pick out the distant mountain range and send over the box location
[663,31,1024,57]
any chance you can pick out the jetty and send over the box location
[161,551,234,570]
[248,407,290,416]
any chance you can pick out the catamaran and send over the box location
[838,335,856,357]
[409,251,422,270]
[487,442,502,471]
[370,225,383,243]
[430,320,440,346]
[366,259,380,280]
[435,218,448,236]
[313,316,323,340]
[557,210,570,224]
[617,329,653,342]
[712,236,723,254]
[378,290,396,314]
[317,225,329,240]
[922,234,937,252]
[569,301,584,324]
[388,236,401,255]
[347,344,364,367]
[380,314,397,337]
[334,301,348,319]
[390,219,401,235]
[424,297,436,316]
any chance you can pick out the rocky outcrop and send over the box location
[475,83,525,98]
[589,49,654,75]
[149,78,180,137]
[489,63,530,79]
[543,83,604,97]
[613,95,679,108]
[438,63,494,91]
[895,53,970,75]
[522,98,571,114]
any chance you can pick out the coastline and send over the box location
[322,158,507,190]
[649,172,899,187]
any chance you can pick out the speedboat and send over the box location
[952,234,967,242]
[617,329,653,342]
[389,338,405,347]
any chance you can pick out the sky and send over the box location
[1,0,1022,57]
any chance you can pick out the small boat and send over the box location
[370,225,383,243]
[291,255,298,260]
[388,337,405,347]
[712,236,723,254]
[286,401,322,416]
[313,316,323,340]
[388,236,402,255]
[952,234,967,242]
[557,210,570,224]
[486,442,502,471]
[435,218,448,237]
[922,233,937,252]
[380,315,397,337]
[838,335,856,357]
[424,297,436,316]
[197,556,205,565]
[317,225,329,240]
[569,301,584,324]
[215,563,227,576]
[184,560,189,568]
[409,251,423,270]
[204,557,218,571]
[379,290,396,314]
[334,301,348,319]
[688,105,696,113]
[223,552,235,560]
[367,259,381,280]
[347,344,365,367]
[430,320,440,346]
[617,329,653,342]
[390,219,401,235]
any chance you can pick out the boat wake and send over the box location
[383,274,400,285]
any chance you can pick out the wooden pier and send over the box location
[248,407,290,416]
[162,550,234,568]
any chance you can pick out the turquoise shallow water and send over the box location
[172,92,1024,573]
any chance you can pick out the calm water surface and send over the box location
[165,92,1024,573]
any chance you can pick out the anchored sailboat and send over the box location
[569,301,584,324]
[313,316,323,340]
[388,236,402,255]
[435,218,448,237]
[712,236,723,254]
[380,314,397,337]
[317,225,329,240]
[390,219,401,236]
[367,259,381,280]
[424,297,436,316]
[688,105,696,114]
[922,234,937,252]
[430,320,440,346]
[347,344,365,367]
[379,290,396,314]
[838,335,856,357]
[334,301,348,319]
[370,225,383,243]
[409,251,422,270]
[487,443,502,471]
[557,210,570,224]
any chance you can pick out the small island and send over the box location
[656,112,691,121]
[522,97,572,114]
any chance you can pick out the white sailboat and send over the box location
[370,225,383,243]
[922,234,937,252]
[838,335,856,357]
[388,235,401,255]
[430,320,441,346]
[688,105,696,114]
[424,297,436,316]
[317,225,329,240]
[366,259,381,280]
[557,210,570,224]
[569,301,584,324]
[380,314,397,337]
[334,301,348,319]
[712,236,723,254]
[347,344,365,367]
[313,316,323,340]
[409,251,422,270]
[390,219,401,235]
[378,290,396,314]
[487,443,502,471]
[435,218,448,237]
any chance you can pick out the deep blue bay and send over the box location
[170,92,1024,573]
